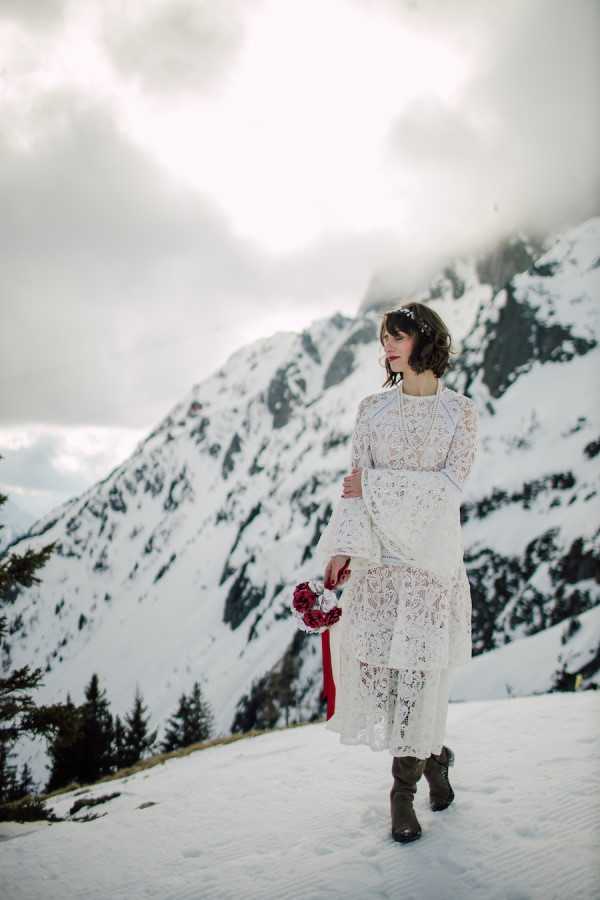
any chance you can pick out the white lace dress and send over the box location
[315,382,479,760]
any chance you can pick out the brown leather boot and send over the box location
[423,745,455,811]
[390,755,427,843]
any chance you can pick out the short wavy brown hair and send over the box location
[378,301,456,388]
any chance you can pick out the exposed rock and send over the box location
[476,234,544,294]
[300,330,321,364]
[323,319,377,389]
[222,558,266,630]
[461,283,596,400]
[266,361,306,429]
[222,433,242,480]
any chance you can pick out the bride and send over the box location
[316,301,479,844]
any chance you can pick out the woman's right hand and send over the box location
[324,555,351,590]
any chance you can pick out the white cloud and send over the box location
[0,423,144,520]
[101,0,261,96]
[0,88,403,430]
[0,0,67,30]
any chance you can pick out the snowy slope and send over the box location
[1,691,599,900]
[449,604,600,701]
[2,217,599,792]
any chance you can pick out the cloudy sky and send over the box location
[0,0,598,524]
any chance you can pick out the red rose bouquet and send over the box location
[292,574,347,720]
[291,580,342,634]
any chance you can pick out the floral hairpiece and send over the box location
[389,307,432,336]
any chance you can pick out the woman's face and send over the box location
[381,327,414,373]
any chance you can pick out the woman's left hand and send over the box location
[342,468,362,498]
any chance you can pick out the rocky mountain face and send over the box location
[2,217,599,785]
[455,220,599,656]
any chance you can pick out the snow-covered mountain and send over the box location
[2,690,599,900]
[0,496,36,552]
[2,217,599,789]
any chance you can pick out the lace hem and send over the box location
[326,653,451,759]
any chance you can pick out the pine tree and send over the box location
[78,673,115,784]
[0,739,18,803]
[112,714,127,770]
[160,692,190,753]
[187,681,215,744]
[0,462,78,816]
[120,687,158,768]
[45,693,84,793]
[17,761,36,798]
[160,682,215,753]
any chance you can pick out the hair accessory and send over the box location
[388,307,432,336]
[291,580,342,634]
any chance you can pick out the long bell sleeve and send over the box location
[314,397,383,566]
[360,396,480,587]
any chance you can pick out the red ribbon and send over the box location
[321,629,336,719]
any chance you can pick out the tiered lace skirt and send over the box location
[326,563,463,760]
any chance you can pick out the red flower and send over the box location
[325,607,342,626]
[293,583,317,613]
[293,594,314,613]
[303,608,327,629]
[294,582,311,593]
[293,583,315,601]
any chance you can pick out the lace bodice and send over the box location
[350,385,478,490]
[317,385,479,577]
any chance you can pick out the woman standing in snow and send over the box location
[317,302,479,844]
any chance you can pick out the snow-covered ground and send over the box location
[2,691,599,900]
